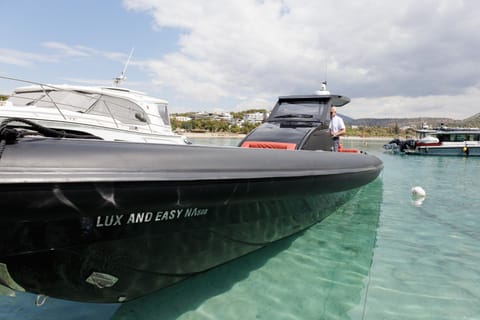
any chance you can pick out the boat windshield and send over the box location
[8,90,98,112]
[269,100,327,122]
[9,89,151,126]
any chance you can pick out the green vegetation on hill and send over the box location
[349,115,480,130]
[348,114,480,137]
[171,109,267,134]
[172,109,267,122]
[170,118,261,135]
[347,126,401,137]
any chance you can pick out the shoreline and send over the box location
[183,131,390,141]
[342,136,391,141]
[183,132,247,138]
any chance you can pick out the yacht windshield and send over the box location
[10,89,152,126]
[9,90,99,112]
[270,101,327,122]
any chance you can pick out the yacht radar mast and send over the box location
[314,81,330,95]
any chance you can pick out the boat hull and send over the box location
[0,138,382,303]
[407,144,480,156]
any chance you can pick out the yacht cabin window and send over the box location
[155,103,170,126]
[88,95,149,125]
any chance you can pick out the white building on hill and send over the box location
[243,112,266,124]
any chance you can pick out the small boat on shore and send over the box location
[384,124,480,156]
[239,82,360,153]
[0,117,383,303]
[0,76,190,145]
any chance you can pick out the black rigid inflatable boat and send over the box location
[0,119,382,303]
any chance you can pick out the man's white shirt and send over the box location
[329,116,345,134]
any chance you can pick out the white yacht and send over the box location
[0,77,190,145]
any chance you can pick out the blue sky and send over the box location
[0,1,178,87]
[1,0,480,120]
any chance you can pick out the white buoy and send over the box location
[411,186,426,198]
[411,186,426,206]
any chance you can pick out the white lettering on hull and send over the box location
[96,214,123,227]
[185,208,208,217]
[95,208,208,228]
[126,211,154,224]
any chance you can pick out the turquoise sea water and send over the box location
[2,138,480,319]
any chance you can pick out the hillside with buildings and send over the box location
[171,110,269,134]
[3,91,479,135]
[171,110,480,137]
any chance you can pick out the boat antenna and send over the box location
[314,56,330,95]
[113,47,134,87]
[324,61,328,85]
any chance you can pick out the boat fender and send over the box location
[337,143,359,153]
[463,146,469,155]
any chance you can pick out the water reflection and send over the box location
[0,292,118,320]
[113,179,383,320]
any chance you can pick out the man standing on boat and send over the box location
[329,106,345,152]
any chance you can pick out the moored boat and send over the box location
[0,76,190,145]
[0,119,383,303]
[383,124,480,156]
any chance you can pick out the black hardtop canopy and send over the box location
[277,94,350,107]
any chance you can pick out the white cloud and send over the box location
[348,85,480,120]
[42,42,92,57]
[3,1,479,119]
[121,0,480,118]
[0,48,56,66]
[0,43,130,69]
[42,42,130,63]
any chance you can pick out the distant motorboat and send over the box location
[384,125,480,156]
[0,76,190,145]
